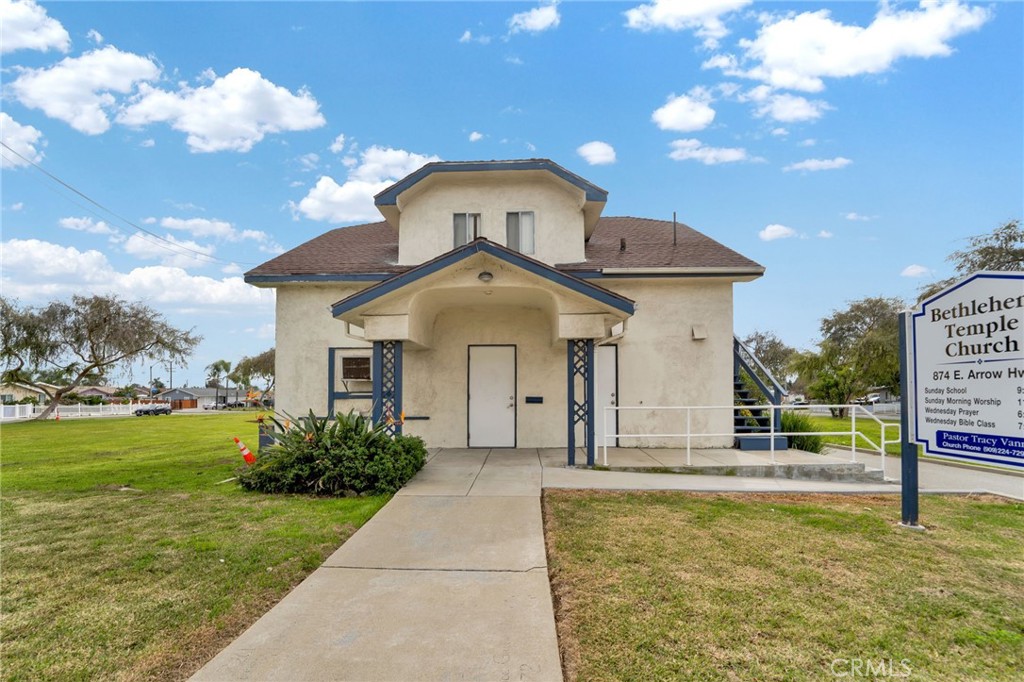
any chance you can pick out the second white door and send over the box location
[468,345,516,447]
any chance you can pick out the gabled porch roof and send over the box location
[331,239,636,347]
[331,238,636,318]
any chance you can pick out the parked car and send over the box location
[203,402,225,410]
[135,404,172,416]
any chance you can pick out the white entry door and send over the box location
[594,345,618,447]
[468,345,516,447]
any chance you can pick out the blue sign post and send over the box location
[898,312,920,528]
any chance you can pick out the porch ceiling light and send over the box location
[478,271,494,282]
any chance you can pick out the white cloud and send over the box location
[844,212,873,221]
[10,203,25,211]
[293,146,441,223]
[0,238,272,308]
[59,216,117,235]
[329,133,346,154]
[770,127,788,137]
[297,152,320,171]
[140,138,155,148]
[577,140,617,165]
[509,3,561,34]
[158,217,280,252]
[160,217,236,240]
[652,88,716,132]
[0,0,70,54]
[721,1,991,92]
[668,138,749,165]
[118,67,326,153]
[459,30,492,45]
[221,263,243,275]
[0,113,45,168]
[798,138,816,147]
[469,131,484,142]
[755,93,831,122]
[505,55,524,66]
[817,230,833,239]
[759,224,797,241]
[123,233,216,269]
[86,28,103,44]
[901,264,931,278]
[783,156,852,172]
[10,46,160,134]
[625,0,751,48]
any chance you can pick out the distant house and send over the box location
[73,386,119,400]
[0,382,50,404]
[157,386,246,409]
[245,159,765,464]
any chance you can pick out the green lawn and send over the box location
[803,413,906,456]
[545,491,1024,682]
[0,413,388,681]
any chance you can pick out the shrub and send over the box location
[781,410,824,454]
[237,409,426,496]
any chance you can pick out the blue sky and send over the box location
[2,0,1021,388]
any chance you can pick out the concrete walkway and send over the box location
[192,449,562,682]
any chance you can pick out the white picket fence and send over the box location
[0,402,140,421]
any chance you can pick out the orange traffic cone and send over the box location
[234,437,256,465]
[55,407,60,422]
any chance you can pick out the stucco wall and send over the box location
[397,175,586,266]
[601,278,735,448]
[276,284,370,417]
[401,305,565,448]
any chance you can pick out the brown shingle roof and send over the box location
[247,222,401,276]
[565,216,762,271]
[246,217,761,278]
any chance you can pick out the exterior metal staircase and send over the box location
[733,336,788,451]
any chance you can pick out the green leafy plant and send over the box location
[237,409,426,496]
[781,410,824,454]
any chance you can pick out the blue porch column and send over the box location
[371,340,403,435]
[566,339,595,466]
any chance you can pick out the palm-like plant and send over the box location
[205,359,231,405]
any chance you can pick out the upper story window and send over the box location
[453,213,481,247]
[506,211,535,255]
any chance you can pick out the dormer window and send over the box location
[506,211,535,255]
[453,213,481,247]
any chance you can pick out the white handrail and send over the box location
[601,403,899,475]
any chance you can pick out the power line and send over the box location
[1,141,259,267]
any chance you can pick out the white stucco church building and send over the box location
[246,159,766,465]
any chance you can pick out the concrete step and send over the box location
[604,461,887,483]
[736,435,788,449]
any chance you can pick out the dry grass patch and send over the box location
[544,491,1023,681]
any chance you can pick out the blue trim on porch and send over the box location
[371,341,403,436]
[374,159,608,206]
[567,339,595,467]
[330,239,635,318]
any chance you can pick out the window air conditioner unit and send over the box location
[340,356,372,381]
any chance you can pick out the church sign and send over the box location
[911,271,1024,470]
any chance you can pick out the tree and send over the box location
[235,348,275,404]
[741,330,796,388]
[1,295,201,420]
[920,219,1023,300]
[792,296,903,416]
[206,359,231,403]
